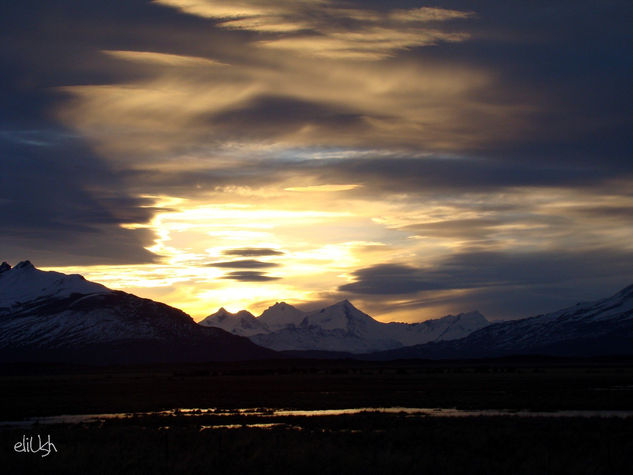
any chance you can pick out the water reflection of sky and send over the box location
[4,407,633,428]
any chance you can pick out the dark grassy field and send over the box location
[3,413,633,474]
[3,357,633,419]
[2,358,633,473]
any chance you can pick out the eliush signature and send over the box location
[14,434,58,458]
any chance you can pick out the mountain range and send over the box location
[367,284,633,360]
[1,260,633,363]
[199,301,489,353]
[0,261,274,363]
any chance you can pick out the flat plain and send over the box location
[2,358,633,474]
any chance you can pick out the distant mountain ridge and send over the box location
[199,298,490,353]
[0,261,275,363]
[0,260,108,310]
[3,260,633,362]
[259,302,305,330]
[366,283,633,360]
[200,307,268,336]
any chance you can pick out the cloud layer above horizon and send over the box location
[2,0,632,321]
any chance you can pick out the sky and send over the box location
[1,0,632,323]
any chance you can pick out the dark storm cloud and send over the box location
[2,0,632,296]
[122,153,630,202]
[0,0,213,266]
[221,271,281,282]
[339,264,443,295]
[207,259,279,269]
[206,96,371,140]
[402,218,501,240]
[315,157,628,194]
[437,250,633,288]
[341,250,633,296]
[568,206,633,221]
[5,0,628,188]
[364,278,633,322]
[37,1,629,168]
[399,0,633,170]
[3,0,630,158]
[0,133,159,266]
[401,214,572,241]
[223,248,285,257]
[339,249,633,318]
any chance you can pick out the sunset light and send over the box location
[4,0,632,323]
[3,2,633,471]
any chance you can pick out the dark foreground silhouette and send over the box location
[2,358,633,474]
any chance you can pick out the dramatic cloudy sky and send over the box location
[2,1,632,322]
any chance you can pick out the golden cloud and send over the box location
[58,50,525,162]
[153,0,473,59]
[103,50,225,67]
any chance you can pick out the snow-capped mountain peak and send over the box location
[199,307,269,337]
[208,307,231,321]
[14,260,35,270]
[258,302,305,329]
[302,300,379,332]
[0,261,109,309]
[202,307,256,321]
[268,302,295,310]
[375,283,633,360]
[432,311,489,341]
[452,311,488,327]
[200,297,491,353]
[0,261,275,363]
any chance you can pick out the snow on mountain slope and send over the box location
[199,308,270,337]
[251,300,400,352]
[251,325,398,353]
[301,300,379,332]
[467,283,633,352]
[0,261,108,310]
[200,299,490,353]
[0,261,197,346]
[0,291,198,348]
[0,261,275,363]
[367,283,633,359]
[258,302,305,330]
[386,311,489,347]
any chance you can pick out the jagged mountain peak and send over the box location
[315,299,360,314]
[372,283,633,360]
[261,301,302,314]
[236,309,256,318]
[258,301,305,329]
[0,265,275,363]
[205,307,255,319]
[304,299,378,331]
[459,310,483,317]
[268,302,296,310]
[0,260,109,309]
[336,299,370,316]
[0,262,11,273]
[249,299,491,353]
[534,282,633,326]
[455,310,488,322]
[14,260,35,270]
[567,283,633,310]
[199,306,267,337]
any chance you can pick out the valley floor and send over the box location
[2,357,633,474]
